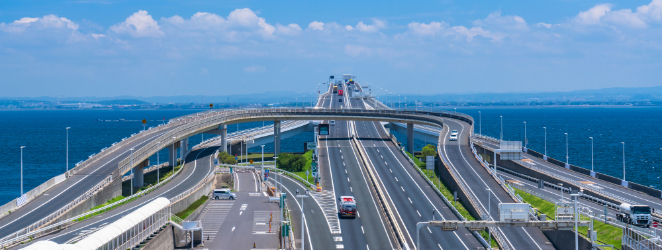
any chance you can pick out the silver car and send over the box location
[213,188,236,200]
[449,134,458,141]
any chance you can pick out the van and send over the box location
[213,188,236,200]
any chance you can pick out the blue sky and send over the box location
[1,0,661,97]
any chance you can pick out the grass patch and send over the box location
[406,151,426,168]
[75,195,140,222]
[122,164,182,196]
[514,188,623,248]
[242,153,275,160]
[175,196,208,220]
[276,150,315,189]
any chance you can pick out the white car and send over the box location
[330,120,335,125]
[449,134,458,141]
[213,188,236,200]
[451,130,459,135]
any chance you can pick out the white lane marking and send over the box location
[408,197,413,203]
[345,169,347,173]
[341,156,343,159]
[270,178,315,250]
[438,244,443,250]
[361,226,365,234]
[350,187,353,192]
[401,186,405,192]
[381,155,384,158]
[427,226,432,234]
[240,211,243,215]
[417,210,421,217]
[336,244,344,249]
[232,226,235,232]
[252,170,258,192]
[347,178,350,183]
[389,169,392,173]
[334,236,343,241]
[367,121,471,250]
[357,211,360,217]
[395,177,398,182]
[343,162,346,166]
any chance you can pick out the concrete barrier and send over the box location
[142,224,175,250]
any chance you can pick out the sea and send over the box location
[0,107,660,205]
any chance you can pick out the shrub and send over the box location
[218,151,237,165]
[421,144,437,158]
[276,153,307,172]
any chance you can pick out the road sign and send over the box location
[311,162,318,177]
[142,119,146,124]
[306,142,317,150]
[209,103,214,109]
[250,159,254,164]
[654,222,658,228]
[235,156,238,160]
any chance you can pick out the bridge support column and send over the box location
[407,122,414,155]
[274,120,281,156]
[220,125,228,152]
[169,141,180,167]
[180,138,189,160]
[133,160,149,188]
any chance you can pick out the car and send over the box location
[330,120,335,125]
[339,98,343,102]
[212,188,236,200]
[451,130,458,135]
[449,134,458,141]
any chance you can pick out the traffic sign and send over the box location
[654,221,658,228]
[235,156,238,160]
[249,159,254,164]
[142,119,146,124]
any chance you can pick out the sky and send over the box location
[1,0,662,97]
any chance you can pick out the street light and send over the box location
[523,122,527,149]
[621,142,626,181]
[565,133,569,165]
[261,145,265,170]
[20,146,25,195]
[486,188,493,245]
[571,192,580,250]
[157,141,161,184]
[66,127,70,172]
[543,127,547,157]
[130,148,135,195]
[589,137,594,173]
[273,156,279,194]
[559,183,564,202]
[478,111,481,135]
[297,190,309,250]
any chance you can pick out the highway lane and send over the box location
[0,126,181,238]
[475,137,662,218]
[12,145,219,248]
[441,118,553,250]
[350,97,484,250]
[320,83,394,249]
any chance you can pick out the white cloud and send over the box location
[110,10,163,37]
[345,25,353,31]
[0,15,79,34]
[575,3,647,28]
[344,44,369,56]
[355,19,387,33]
[226,8,275,36]
[407,21,448,36]
[91,33,106,40]
[244,65,266,72]
[451,26,504,42]
[308,21,324,30]
[636,0,662,22]
[577,4,612,25]
[473,11,528,31]
[276,23,302,35]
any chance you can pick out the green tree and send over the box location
[276,153,307,172]
[218,151,237,165]
[421,144,437,158]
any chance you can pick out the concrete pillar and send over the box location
[274,120,281,156]
[133,160,149,188]
[407,122,414,155]
[220,125,228,152]
[169,141,180,167]
[180,138,188,160]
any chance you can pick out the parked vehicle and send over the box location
[338,196,357,217]
[213,188,236,200]
[449,134,458,141]
[330,120,335,125]
[617,203,652,227]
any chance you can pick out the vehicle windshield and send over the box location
[632,206,651,214]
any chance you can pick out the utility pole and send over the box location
[621,142,626,181]
[20,146,25,195]
[66,127,70,173]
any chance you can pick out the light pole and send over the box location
[523,121,527,149]
[487,188,493,245]
[589,137,594,172]
[261,145,265,169]
[274,156,279,194]
[621,142,626,181]
[399,95,401,110]
[565,133,569,165]
[559,183,564,203]
[20,146,25,195]
[500,116,503,141]
[66,127,70,172]
[297,190,309,250]
[543,127,547,157]
[157,141,160,184]
[130,148,135,195]
[571,192,580,250]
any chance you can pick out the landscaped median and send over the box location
[513,187,623,248]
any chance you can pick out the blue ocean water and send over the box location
[0,110,313,205]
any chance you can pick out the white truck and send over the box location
[337,196,357,217]
[617,203,652,227]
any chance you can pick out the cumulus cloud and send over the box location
[110,10,163,37]
[473,11,528,31]
[275,23,302,35]
[452,26,504,42]
[308,21,324,30]
[226,8,275,36]
[407,21,449,36]
[0,15,79,34]
[575,2,648,28]
[354,19,387,33]
[345,25,353,31]
[636,0,662,22]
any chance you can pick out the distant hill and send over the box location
[95,99,149,105]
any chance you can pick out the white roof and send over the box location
[22,197,170,250]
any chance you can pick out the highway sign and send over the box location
[142,119,146,124]
[209,103,214,109]
[319,124,329,135]
[306,142,317,150]
[311,162,318,177]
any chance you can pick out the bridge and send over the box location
[2,80,662,250]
